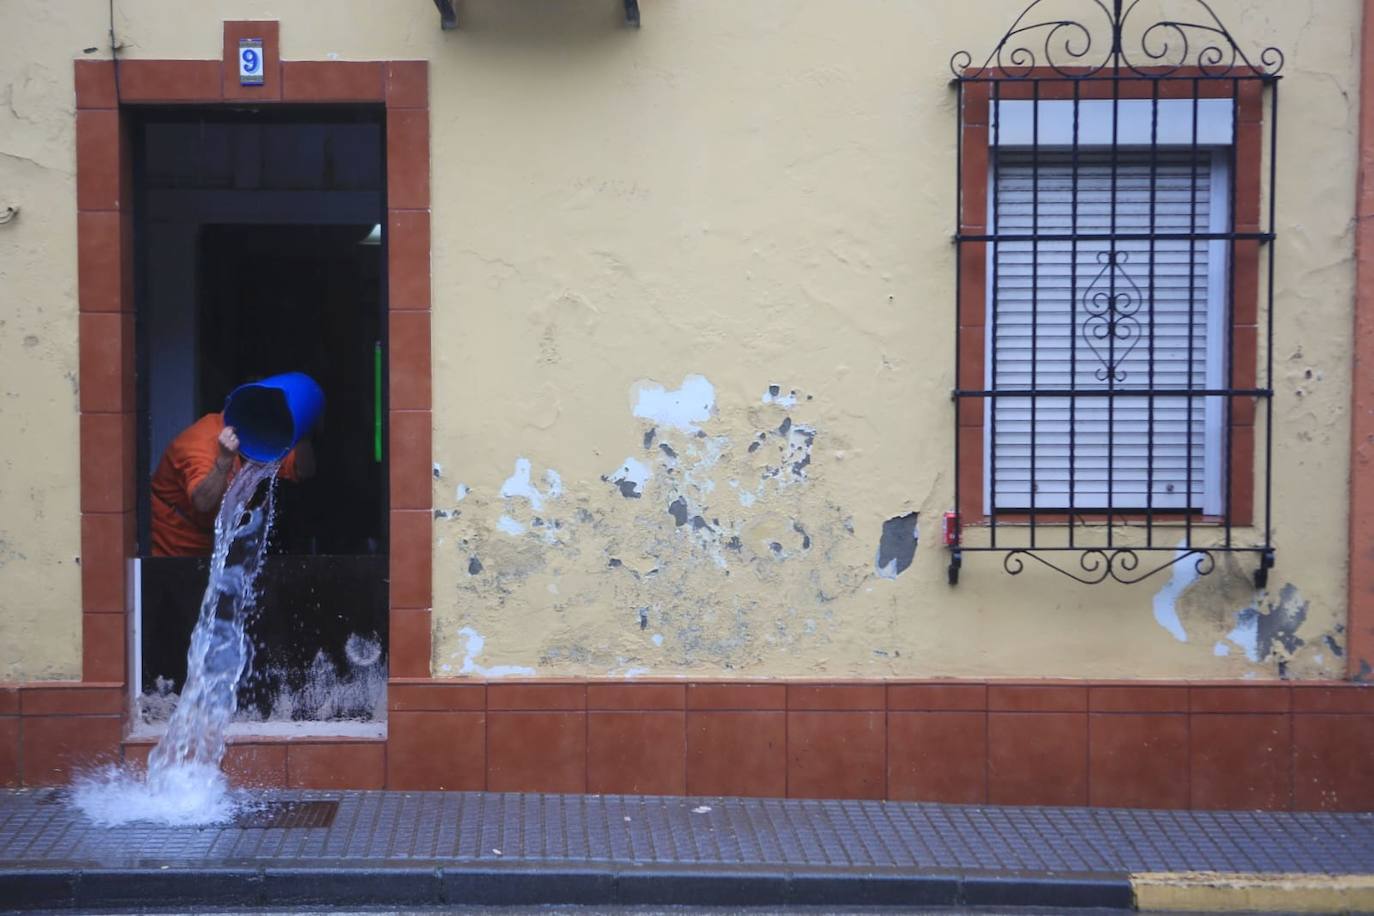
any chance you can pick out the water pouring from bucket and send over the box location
[73,373,323,827]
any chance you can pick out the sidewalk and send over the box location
[2,788,1373,911]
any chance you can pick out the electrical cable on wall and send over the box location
[108,0,122,101]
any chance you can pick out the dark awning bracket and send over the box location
[433,0,640,30]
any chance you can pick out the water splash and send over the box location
[73,461,281,826]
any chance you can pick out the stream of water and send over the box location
[72,461,280,826]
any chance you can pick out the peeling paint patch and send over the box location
[667,497,689,526]
[433,462,443,479]
[468,556,483,575]
[762,384,798,408]
[1226,610,1261,662]
[1225,584,1310,664]
[1150,543,1194,643]
[453,626,536,677]
[500,458,562,511]
[632,374,715,432]
[875,513,919,579]
[604,456,651,498]
[497,515,526,537]
[455,484,469,501]
[1213,641,1230,657]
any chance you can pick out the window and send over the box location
[986,101,1234,515]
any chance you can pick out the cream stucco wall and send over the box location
[0,0,1362,681]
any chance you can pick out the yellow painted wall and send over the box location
[0,0,1361,681]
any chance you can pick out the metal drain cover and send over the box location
[234,800,338,829]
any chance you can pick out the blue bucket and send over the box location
[222,372,324,463]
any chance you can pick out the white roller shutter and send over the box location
[987,149,1229,513]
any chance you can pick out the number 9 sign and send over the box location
[238,38,264,86]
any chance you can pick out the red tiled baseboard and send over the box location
[4,678,1372,810]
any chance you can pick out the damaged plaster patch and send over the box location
[632,375,715,432]
[1150,543,1195,643]
[762,384,798,408]
[875,513,919,579]
[455,484,469,501]
[604,456,651,498]
[501,458,562,511]
[1225,584,1310,664]
[453,627,536,677]
[497,515,526,537]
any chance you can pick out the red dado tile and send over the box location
[387,711,486,791]
[386,110,430,210]
[587,712,686,796]
[0,717,19,787]
[77,109,122,210]
[82,613,126,683]
[223,21,281,102]
[117,60,222,103]
[787,711,885,800]
[686,711,786,797]
[287,742,386,789]
[388,209,432,310]
[386,61,429,109]
[389,609,432,679]
[21,684,124,716]
[1292,685,1374,714]
[686,682,786,711]
[888,711,987,804]
[74,59,117,109]
[389,680,485,711]
[79,312,134,413]
[1190,685,1291,714]
[389,311,432,411]
[0,688,18,716]
[389,509,432,610]
[81,511,132,613]
[1190,714,1292,810]
[122,741,152,773]
[78,210,125,313]
[888,683,987,711]
[1089,685,1190,714]
[588,683,685,711]
[989,684,1088,713]
[488,683,586,711]
[1089,714,1190,809]
[988,712,1088,806]
[22,716,123,785]
[1293,714,1374,811]
[487,712,586,793]
[223,743,288,788]
[389,410,432,511]
[80,412,135,514]
[282,61,385,102]
[788,684,885,711]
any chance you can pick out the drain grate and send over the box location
[234,800,338,829]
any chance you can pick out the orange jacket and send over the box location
[150,413,298,557]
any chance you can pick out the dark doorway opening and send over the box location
[132,107,389,727]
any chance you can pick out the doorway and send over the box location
[132,107,389,730]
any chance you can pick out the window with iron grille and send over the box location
[948,0,1280,587]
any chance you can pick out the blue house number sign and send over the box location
[239,38,264,86]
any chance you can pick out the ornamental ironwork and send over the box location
[947,0,1280,588]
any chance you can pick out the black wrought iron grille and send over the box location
[948,0,1280,587]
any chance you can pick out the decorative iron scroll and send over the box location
[1082,251,1144,382]
[949,0,1285,79]
[1002,546,1217,585]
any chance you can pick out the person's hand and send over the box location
[216,426,240,471]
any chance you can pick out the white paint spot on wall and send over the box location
[632,374,715,432]
[455,484,469,501]
[1213,642,1230,657]
[454,626,536,677]
[1150,543,1195,643]
[497,515,526,536]
[433,462,443,478]
[501,458,561,511]
[651,633,664,646]
[1226,610,1261,662]
[761,385,798,408]
[606,456,652,498]
[622,667,650,678]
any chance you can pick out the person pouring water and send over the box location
[150,373,324,558]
